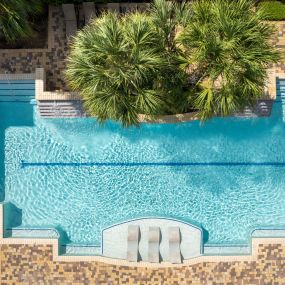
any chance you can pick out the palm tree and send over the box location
[0,0,42,42]
[66,1,189,127]
[178,0,280,120]
[66,0,279,126]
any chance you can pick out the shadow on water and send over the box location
[202,227,209,243]
[54,97,284,147]
[3,202,22,237]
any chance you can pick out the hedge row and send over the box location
[259,1,285,20]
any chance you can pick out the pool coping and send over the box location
[0,73,35,81]
[1,203,285,267]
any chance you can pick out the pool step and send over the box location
[37,95,274,119]
[38,100,273,118]
[0,95,34,102]
[0,80,35,102]
[62,245,101,255]
[38,100,86,118]
[204,245,250,255]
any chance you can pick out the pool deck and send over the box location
[2,5,285,284]
[2,205,285,283]
[0,5,284,98]
[1,241,285,284]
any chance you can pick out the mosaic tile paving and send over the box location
[0,8,285,95]
[0,6,68,91]
[1,243,285,284]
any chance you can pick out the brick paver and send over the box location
[0,6,68,91]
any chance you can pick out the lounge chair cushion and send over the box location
[148,226,160,263]
[127,225,139,262]
[107,3,120,13]
[65,21,77,38]
[169,227,182,264]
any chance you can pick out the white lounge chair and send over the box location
[148,226,160,263]
[62,4,78,39]
[169,226,182,263]
[83,2,96,24]
[127,225,139,262]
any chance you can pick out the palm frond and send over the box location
[178,0,280,120]
[0,0,42,42]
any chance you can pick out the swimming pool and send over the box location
[1,81,285,246]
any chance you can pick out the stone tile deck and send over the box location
[1,6,285,98]
[1,243,285,284]
[0,6,68,91]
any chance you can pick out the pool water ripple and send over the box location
[1,102,285,245]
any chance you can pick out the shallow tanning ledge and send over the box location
[102,218,203,262]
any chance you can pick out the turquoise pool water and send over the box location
[1,81,285,246]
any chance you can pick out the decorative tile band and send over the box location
[0,73,35,80]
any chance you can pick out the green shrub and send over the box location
[66,0,279,126]
[0,0,42,42]
[259,1,285,20]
